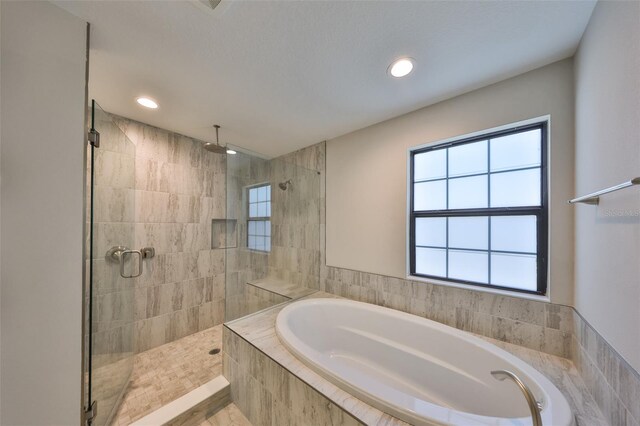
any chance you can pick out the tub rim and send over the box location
[276,297,574,426]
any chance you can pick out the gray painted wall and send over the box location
[574,0,640,373]
[1,2,87,424]
[327,59,576,305]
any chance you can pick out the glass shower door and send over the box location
[225,152,321,321]
[86,100,136,425]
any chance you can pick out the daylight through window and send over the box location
[409,122,548,295]
[247,184,271,252]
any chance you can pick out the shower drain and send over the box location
[209,348,221,355]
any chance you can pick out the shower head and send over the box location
[203,125,228,154]
[203,141,226,154]
[203,141,227,154]
[278,179,292,190]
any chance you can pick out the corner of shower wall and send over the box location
[225,152,271,320]
[224,143,325,321]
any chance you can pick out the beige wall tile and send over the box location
[97,115,228,353]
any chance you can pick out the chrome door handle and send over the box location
[120,249,143,278]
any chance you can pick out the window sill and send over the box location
[246,248,271,253]
[407,274,550,302]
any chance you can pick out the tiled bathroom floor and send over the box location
[113,325,224,425]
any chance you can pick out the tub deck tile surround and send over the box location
[572,311,640,426]
[483,337,608,426]
[321,265,639,426]
[224,292,402,426]
[223,292,607,426]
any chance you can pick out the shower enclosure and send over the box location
[83,100,321,424]
[225,151,321,320]
[84,101,234,425]
[84,101,136,426]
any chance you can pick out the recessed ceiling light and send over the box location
[226,148,237,155]
[136,97,158,109]
[388,58,415,78]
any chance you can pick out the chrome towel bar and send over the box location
[569,177,640,205]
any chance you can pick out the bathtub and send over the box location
[276,298,574,426]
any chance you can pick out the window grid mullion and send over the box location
[410,121,547,296]
[413,165,542,185]
[247,184,271,252]
[415,244,535,256]
[445,149,449,277]
[487,137,492,286]
[413,207,543,217]
[445,217,449,279]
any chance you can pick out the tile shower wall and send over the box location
[274,143,326,293]
[225,154,270,320]
[225,149,323,320]
[110,116,227,352]
[268,146,323,289]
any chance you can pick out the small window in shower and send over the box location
[247,184,271,252]
[409,120,548,296]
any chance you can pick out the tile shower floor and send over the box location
[113,325,225,425]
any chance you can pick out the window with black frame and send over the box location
[247,184,271,252]
[409,121,548,295]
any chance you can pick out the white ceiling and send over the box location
[54,0,596,157]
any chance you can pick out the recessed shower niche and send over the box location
[212,219,237,249]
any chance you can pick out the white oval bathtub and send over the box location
[276,298,574,426]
